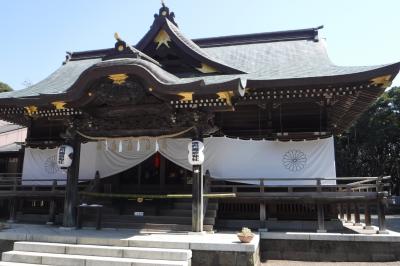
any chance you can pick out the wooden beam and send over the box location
[62,135,81,228]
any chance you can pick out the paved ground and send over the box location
[262,261,400,265]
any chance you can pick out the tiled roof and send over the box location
[0,28,398,100]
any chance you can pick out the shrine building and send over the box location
[0,4,399,232]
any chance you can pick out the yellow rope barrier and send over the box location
[76,127,194,141]
[79,191,236,199]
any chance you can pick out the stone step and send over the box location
[2,251,189,266]
[158,209,217,217]
[82,221,213,231]
[83,214,215,225]
[0,263,51,266]
[13,242,192,261]
[174,202,218,210]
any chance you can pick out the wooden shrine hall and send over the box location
[0,3,399,233]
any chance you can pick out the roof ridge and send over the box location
[193,26,323,48]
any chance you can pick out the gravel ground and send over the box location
[262,260,400,265]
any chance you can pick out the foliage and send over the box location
[238,227,253,236]
[0,82,12,93]
[335,87,400,194]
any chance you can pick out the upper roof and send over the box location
[0,3,398,104]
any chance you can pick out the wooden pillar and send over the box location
[7,198,18,223]
[376,176,388,234]
[8,176,18,223]
[47,180,57,225]
[268,204,278,220]
[259,180,266,228]
[339,203,345,220]
[62,135,81,228]
[192,164,203,232]
[377,196,387,234]
[316,179,326,232]
[191,131,204,233]
[353,203,361,226]
[364,203,373,230]
[346,202,352,223]
[317,203,326,233]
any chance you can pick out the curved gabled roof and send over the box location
[0,4,398,107]
[136,16,245,74]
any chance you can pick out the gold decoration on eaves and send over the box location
[109,74,128,85]
[196,63,218,73]
[370,75,392,88]
[154,30,171,49]
[177,92,193,101]
[217,91,234,106]
[51,101,66,110]
[24,105,38,116]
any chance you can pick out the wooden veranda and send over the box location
[0,173,391,233]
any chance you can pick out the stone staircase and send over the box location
[1,241,192,266]
[81,199,219,232]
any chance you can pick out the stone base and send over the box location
[260,238,400,262]
[58,226,75,231]
[187,231,207,235]
[192,247,260,266]
[363,226,374,230]
[353,223,363,226]
[378,230,389,234]
[316,229,327,233]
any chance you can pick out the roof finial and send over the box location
[114,32,121,41]
[155,0,177,26]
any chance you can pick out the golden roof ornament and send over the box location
[154,30,171,49]
[370,75,392,88]
[109,74,128,85]
[24,105,38,116]
[52,101,66,110]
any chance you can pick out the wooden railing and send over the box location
[209,176,391,194]
[209,176,391,233]
[0,173,392,233]
[0,174,92,195]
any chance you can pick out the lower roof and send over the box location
[0,38,398,101]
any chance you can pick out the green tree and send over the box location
[335,87,400,194]
[0,82,13,93]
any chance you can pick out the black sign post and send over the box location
[188,139,205,232]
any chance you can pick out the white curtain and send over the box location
[22,137,336,185]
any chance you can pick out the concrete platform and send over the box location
[260,222,400,262]
[0,223,259,266]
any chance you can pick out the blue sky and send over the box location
[1,0,399,90]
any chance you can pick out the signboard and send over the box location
[188,140,204,165]
[57,145,74,169]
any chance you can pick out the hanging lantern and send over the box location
[154,152,161,169]
[57,145,73,169]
